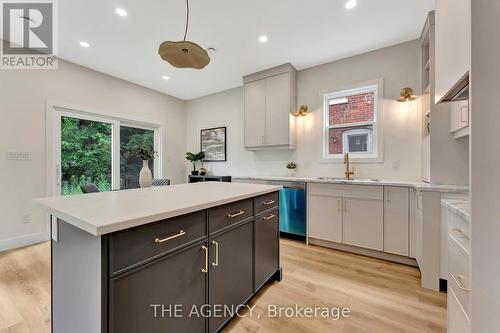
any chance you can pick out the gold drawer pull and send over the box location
[212,241,219,267]
[453,228,470,240]
[263,200,275,206]
[201,246,208,273]
[263,214,275,220]
[227,210,245,218]
[451,273,470,292]
[155,230,186,244]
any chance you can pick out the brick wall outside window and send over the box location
[328,92,374,154]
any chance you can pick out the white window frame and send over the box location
[322,82,383,162]
[343,128,373,154]
[46,100,163,196]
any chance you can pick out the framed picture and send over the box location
[201,127,227,162]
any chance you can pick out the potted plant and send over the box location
[131,146,158,188]
[286,161,297,177]
[186,151,206,175]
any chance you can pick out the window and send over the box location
[323,84,380,160]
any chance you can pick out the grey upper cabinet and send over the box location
[243,64,297,149]
[435,0,471,103]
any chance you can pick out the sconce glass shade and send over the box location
[291,105,310,117]
[397,87,417,102]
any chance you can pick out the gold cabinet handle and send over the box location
[155,230,186,244]
[263,200,275,206]
[212,241,219,267]
[227,210,245,218]
[450,273,470,292]
[263,214,275,220]
[201,246,208,273]
[453,228,470,240]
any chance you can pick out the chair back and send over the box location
[152,179,171,187]
[80,183,101,194]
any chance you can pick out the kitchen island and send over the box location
[35,182,282,333]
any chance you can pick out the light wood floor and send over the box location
[0,240,446,333]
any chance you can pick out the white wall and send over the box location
[0,60,187,251]
[187,40,423,180]
[470,0,500,331]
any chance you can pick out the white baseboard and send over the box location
[0,232,50,252]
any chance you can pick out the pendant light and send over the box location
[158,0,210,70]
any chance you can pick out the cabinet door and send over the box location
[244,80,266,147]
[209,222,253,333]
[109,242,207,333]
[435,0,471,103]
[415,192,423,266]
[409,189,418,259]
[255,210,279,290]
[265,73,291,146]
[343,197,383,251]
[308,194,343,243]
[383,187,409,256]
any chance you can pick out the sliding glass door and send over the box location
[49,105,161,196]
[60,116,113,195]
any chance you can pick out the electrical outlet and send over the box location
[22,214,32,224]
[392,161,400,170]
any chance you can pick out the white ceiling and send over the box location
[59,0,434,100]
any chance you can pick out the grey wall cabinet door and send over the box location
[109,242,208,333]
[209,222,253,333]
[254,210,279,290]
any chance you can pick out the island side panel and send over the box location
[52,220,103,333]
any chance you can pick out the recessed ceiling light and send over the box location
[259,35,268,43]
[162,75,170,81]
[79,41,90,48]
[115,8,127,17]
[345,0,357,9]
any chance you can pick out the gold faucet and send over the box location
[344,153,354,180]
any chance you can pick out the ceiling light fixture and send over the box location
[345,0,357,9]
[162,75,170,81]
[259,35,268,43]
[115,8,128,17]
[79,41,90,48]
[158,0,210,70]
[396,87,418,102]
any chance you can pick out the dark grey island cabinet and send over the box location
[49,189,281,333]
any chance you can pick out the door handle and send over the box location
[263,214,275,220]
[453,228,470,240]
[155,230,186,244]
[211,241,219,267]
[263,200,275,206]
[201,246,208,273]
[227,210,245,218]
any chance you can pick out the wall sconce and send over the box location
[396,87,417,102]
[291,105,310,117]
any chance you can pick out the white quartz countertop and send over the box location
[441,199,471,222]
[234,176,469,193]
[34,182,281,236]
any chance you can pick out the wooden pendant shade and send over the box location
[158,40,210,69]
[158,0,210,70]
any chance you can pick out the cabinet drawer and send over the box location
[448,236,470,316]
[209,199,253,234]
[254,191,279,215]
[109,211,206,276]
[448,212,470,254]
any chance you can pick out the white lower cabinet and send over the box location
[343,197,383,251]
[308,194,343,243]
[448,287,470,333]
[383,187,409,256]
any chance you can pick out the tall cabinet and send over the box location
[243,63,297,149]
